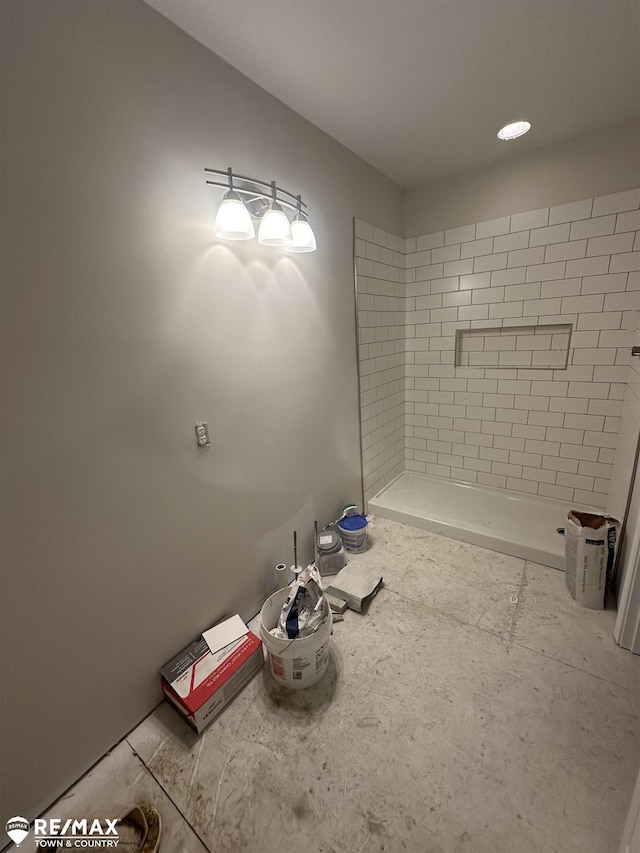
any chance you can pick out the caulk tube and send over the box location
[275,563,288,590]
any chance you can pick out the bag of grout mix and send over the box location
[271,565,328,639]
[564,511,620,610]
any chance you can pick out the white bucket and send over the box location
[259,588,332,689]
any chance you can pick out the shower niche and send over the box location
[454,322,573,370]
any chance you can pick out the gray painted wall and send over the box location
[405,118,640,237]
[0,0,403,822]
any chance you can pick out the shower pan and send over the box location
[369,471,597,570]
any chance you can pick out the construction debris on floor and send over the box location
[26,516,640,853]
[326,561,384,612]
[160,507,382,729]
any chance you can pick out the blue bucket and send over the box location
[337,514,368,552]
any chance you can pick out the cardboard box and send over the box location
[160,623,263,733]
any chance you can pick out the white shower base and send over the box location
[369,471,599,570]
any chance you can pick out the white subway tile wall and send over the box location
[355,187,640,506]
[355,220,406,501]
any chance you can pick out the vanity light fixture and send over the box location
[497,120,531,140]
[205,167,317,252]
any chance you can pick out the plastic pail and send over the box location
[316,528,346,576]
[259,588,332,689]
[337,514,368,552]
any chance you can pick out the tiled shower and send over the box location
[356,187,640,507]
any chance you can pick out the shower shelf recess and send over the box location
[454,322,573,370]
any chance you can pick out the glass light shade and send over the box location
[214,191,255,240]
[258,203,292,246]
[286,216,317,253]
[497,120,531,140]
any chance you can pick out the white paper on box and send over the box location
[202,614,248,654]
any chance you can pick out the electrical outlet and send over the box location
[195,422,211,448]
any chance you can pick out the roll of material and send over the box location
[275,563,288,590]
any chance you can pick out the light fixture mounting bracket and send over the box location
[204,167,308,218]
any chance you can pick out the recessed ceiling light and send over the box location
[497,120,531,141]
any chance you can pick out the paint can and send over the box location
[337,514,368,552]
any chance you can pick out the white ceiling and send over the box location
[145,0,640,189]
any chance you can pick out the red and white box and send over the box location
[160,616,263,733]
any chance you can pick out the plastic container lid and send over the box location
[316,529,341,552]
[338,514,368,532]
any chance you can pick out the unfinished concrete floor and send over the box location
[11,517,640,853]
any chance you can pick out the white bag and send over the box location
[564,511,619,610]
